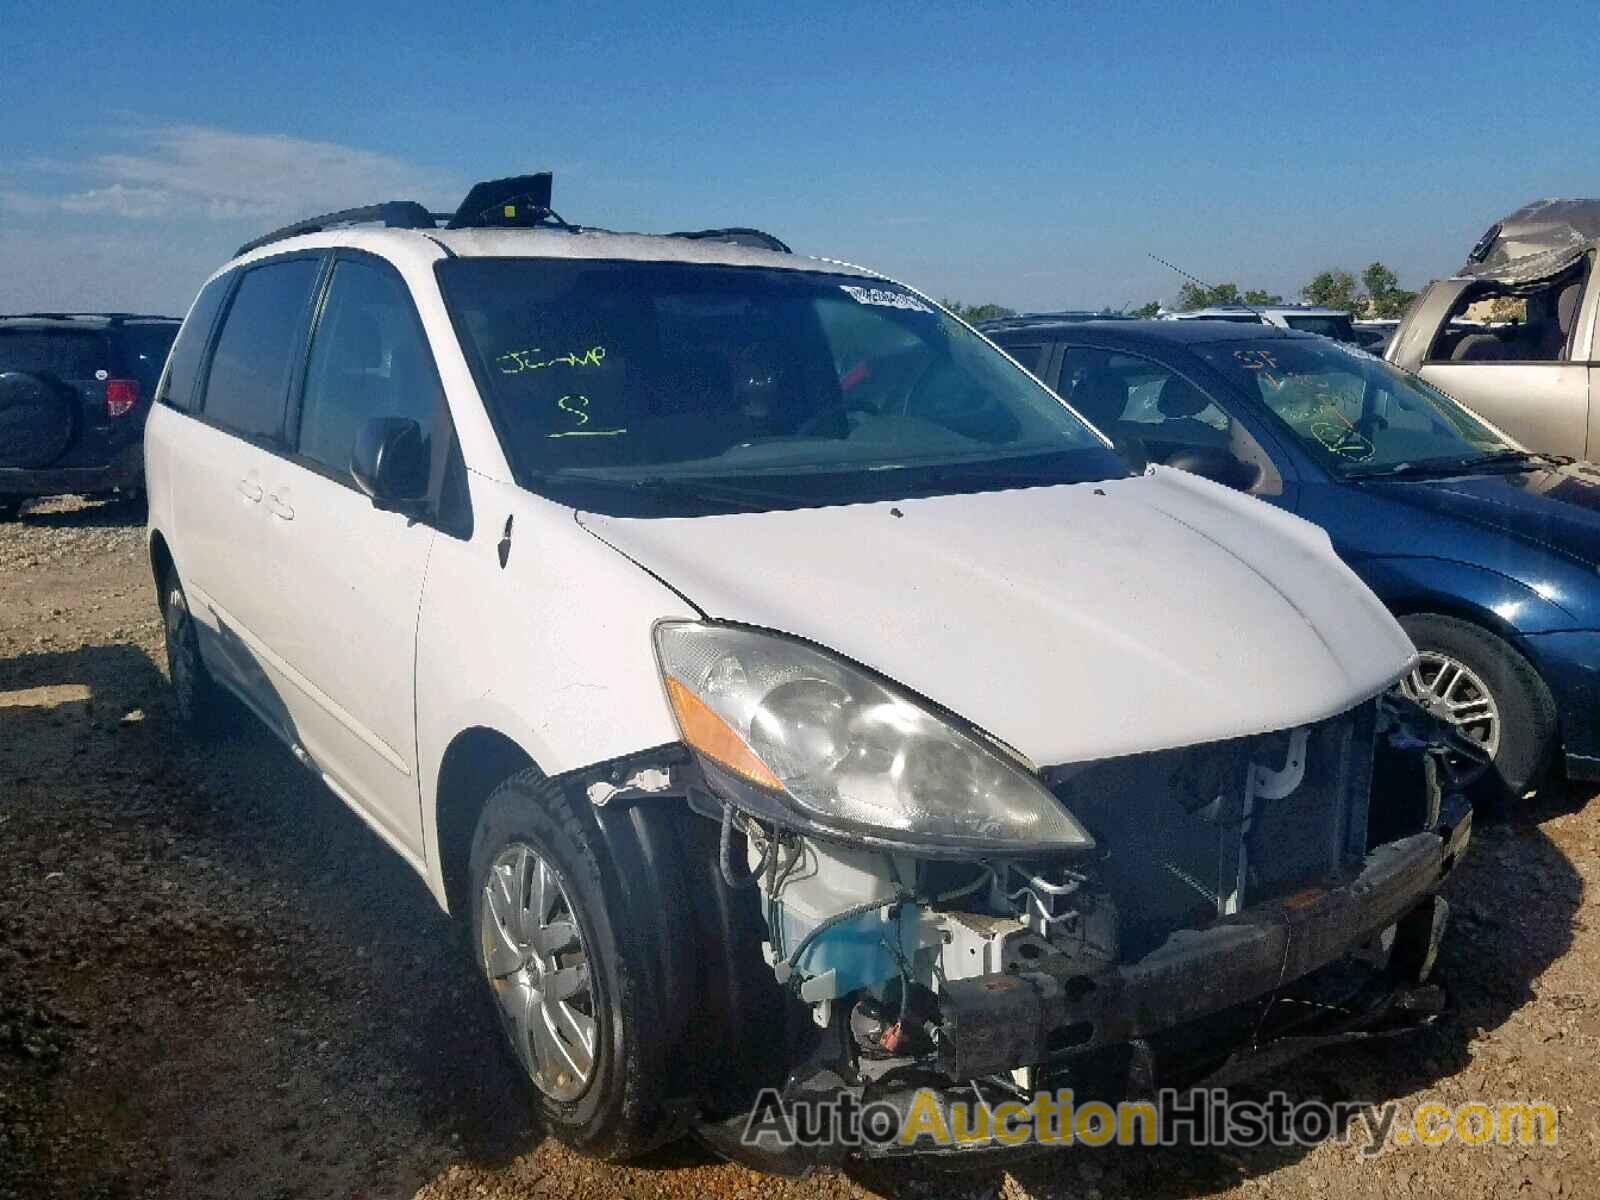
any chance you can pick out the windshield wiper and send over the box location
[1346,449,1564,481]
[543,472,815,508]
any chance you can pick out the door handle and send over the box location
[238,479,264,503]
[267,492,295,521]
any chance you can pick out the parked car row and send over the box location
[119,172,1503,1168]
[1168,301,1364,345]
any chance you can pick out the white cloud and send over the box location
[0,125,460,311]
[7,125,454,224]
[58,184,172,219]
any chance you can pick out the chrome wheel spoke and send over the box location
[548,1000,597,1079]
[529,1002,575,1083]
[527,857,558,930]
[481,906,525,979]
[510,983,543,1078]
[506,846,535,943]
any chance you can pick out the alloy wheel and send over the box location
[1399,650,1501,786]
[480,843,598,1102]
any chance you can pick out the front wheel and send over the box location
[1397,613,1557,805]
[468,772,692,1159]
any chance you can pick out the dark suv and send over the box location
[0,312,180,518]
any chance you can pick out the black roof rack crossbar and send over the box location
[669,227,792,254]
[236,200,437,257]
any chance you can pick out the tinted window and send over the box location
[439,260,1125,516]
[200,258,320,439]
[998,342,1045,376]
[160,275,233,412]
[0,329,109,381]
[297,259,438,476]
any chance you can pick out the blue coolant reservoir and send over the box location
[780,902,929,1001]
[763,842,940,1002]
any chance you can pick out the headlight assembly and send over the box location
[654,621,1093,853]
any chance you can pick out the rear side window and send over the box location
[200,258,321,440]
[295,258,439,476]
[160,275,234,412]
[998,342,1045,376]
[0,330,109,382]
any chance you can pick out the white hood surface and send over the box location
[578,468,1415,767]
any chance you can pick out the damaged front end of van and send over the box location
[638,618,1472,1167]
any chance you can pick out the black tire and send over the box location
[467,772,701,1160]
[160,569,230,737]
[0,499,22,521]
[1397,613,1557,805]
[0,372,78,468]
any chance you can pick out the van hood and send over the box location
[577,467,1414,766]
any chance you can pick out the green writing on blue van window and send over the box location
[546,394,626,439]
[496,345,607,375]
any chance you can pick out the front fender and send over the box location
[1352,555,1579,634]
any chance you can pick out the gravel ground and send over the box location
[1,496,1595,1200]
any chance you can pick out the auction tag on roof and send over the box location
[839,284,932,313]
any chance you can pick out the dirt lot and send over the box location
[1,496,1595,1200]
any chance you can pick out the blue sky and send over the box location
[3,1,1597,314]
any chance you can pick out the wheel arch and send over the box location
[1384,591,1531,650]
[432,725,540,917]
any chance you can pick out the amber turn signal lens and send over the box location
[664,676,783,790]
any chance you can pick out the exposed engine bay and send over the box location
[677,691,1473,1159]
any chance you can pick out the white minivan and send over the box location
[146,174,1470,1166]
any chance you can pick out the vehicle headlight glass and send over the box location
[654,622,1092,850]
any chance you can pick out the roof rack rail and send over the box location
[232,172,791,259]
[669,227,791,253]
[236,200,438,257]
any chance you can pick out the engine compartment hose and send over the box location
[719,802,773,890]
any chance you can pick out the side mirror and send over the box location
[351,417,429,507]
[1163,446,1260,492]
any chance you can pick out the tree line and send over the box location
[947,261,1419,323]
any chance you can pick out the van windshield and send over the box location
[438,260,1126,515]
